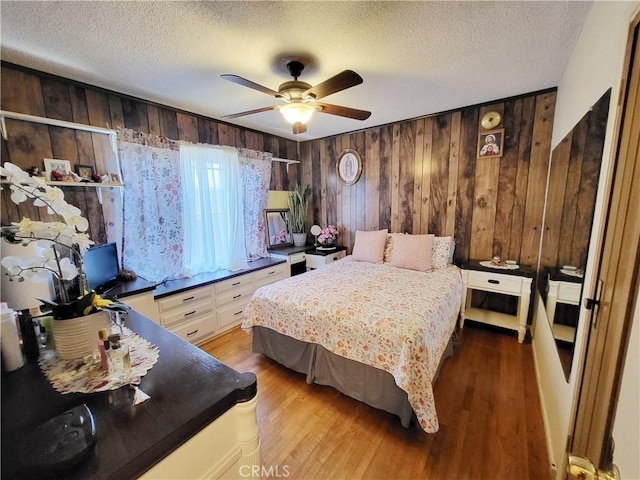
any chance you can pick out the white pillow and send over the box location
[352,229,388,263]
[391,234,434,272]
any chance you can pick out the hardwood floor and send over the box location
[200,323,550,480]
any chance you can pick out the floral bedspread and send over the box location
[242,256,463,432]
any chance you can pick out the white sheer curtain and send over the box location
[180,144,249,274]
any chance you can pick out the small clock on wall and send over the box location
[336,149,363,185]
[481,111,502,130]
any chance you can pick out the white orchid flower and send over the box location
[73,233,94,253]
[0,162,30,183]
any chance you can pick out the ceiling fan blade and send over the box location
[292,123,307,135]
[304,70,363,100]
[221,74,282,97]
[315,102,371,121]
[222,105,278,119]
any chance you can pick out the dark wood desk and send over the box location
[1,311,257,479]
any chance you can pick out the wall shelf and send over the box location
[1,179,123,188]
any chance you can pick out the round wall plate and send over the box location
[481,111,501,130]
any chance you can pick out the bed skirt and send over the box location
[252,326,454,429]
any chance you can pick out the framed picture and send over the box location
[477,129,505,159]
[108,172,121,184]
[74,164,95,181]
[43,158,72,181]
[336,149,363,185]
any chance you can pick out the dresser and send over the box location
[305,246,347,270]
[155,260,288,345]
[459,261,535,343]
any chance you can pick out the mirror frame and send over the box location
[265,208,293,249]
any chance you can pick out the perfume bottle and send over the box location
[107,333,132,382]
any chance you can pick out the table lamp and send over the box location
[310,225,322,247]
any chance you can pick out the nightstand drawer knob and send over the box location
[488,279,500,284]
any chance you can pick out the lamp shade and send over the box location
[267,190,292,209]
[1,238,54,312]
[280,102,315,125]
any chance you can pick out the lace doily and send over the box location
[39,327,160,394]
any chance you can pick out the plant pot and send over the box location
[51,310,111,360]
[292,232,307,247]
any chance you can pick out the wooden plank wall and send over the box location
[1,63,558,268]
[295,91,557,265]
[539,89,610,271]
[0,63,299,244]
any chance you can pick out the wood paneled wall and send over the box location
[0,63,299,244]
[291,91,557,265]
[2,63,557,268]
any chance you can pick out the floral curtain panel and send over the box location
[117,129,183,282]
[238,148,272,261]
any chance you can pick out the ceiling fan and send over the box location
[221,61,371,134]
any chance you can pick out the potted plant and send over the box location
[287,184,311,247]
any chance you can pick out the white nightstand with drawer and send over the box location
[459,262,535,343]
[305,246,347,270]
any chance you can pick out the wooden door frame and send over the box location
[567,10,640,470]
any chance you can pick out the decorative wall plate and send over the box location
[481,111,501,130]
[336,149,363,185]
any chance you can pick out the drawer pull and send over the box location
[184,310,197,317]
[234,310,243,316]
[268,271,275,275]
[232,294,241,299]
[182,296,195,302]
[232,281,241,286]
[332,257,338,261]
[187,329,199,336]
[488,279,500,284]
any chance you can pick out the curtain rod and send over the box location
[272,157,300,164]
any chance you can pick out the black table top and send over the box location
[1,311,256,479]
[461,260,536,278]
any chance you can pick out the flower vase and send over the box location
[51,310,111,360]
[293,232,307,247]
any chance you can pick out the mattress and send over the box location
[242,256,463,432]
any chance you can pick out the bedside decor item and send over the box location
[317,224,339,250]
[287,183,311,246]
[477,129,504,159]
[337,148,363,185]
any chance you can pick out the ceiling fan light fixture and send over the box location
[280,102,315,125]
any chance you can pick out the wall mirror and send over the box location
[265,209,293,248]
[538,89,611,381]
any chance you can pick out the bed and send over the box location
[242,232,462,433]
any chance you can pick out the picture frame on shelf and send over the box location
[43,158,73,181]
[74,164,95,181]
[108,172,121,184]
[477,128,504,159]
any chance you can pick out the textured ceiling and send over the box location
[0,1,592,141]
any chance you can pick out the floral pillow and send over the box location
[432,236,455,269]
[391,234,434,272]
[352,229,388,263]
[383,233,405,263]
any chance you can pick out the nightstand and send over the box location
[459,261,535,343]
[305,246,347,270]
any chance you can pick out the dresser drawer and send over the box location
[218,299,250,330]
[216,283,255,308]
[214,275,254,294]
[253,264,288,288]
[157,285,213,312]
[170,313,216,344]
[306,250,346,269]
[466,270,525,295]
[160,297,214,327]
